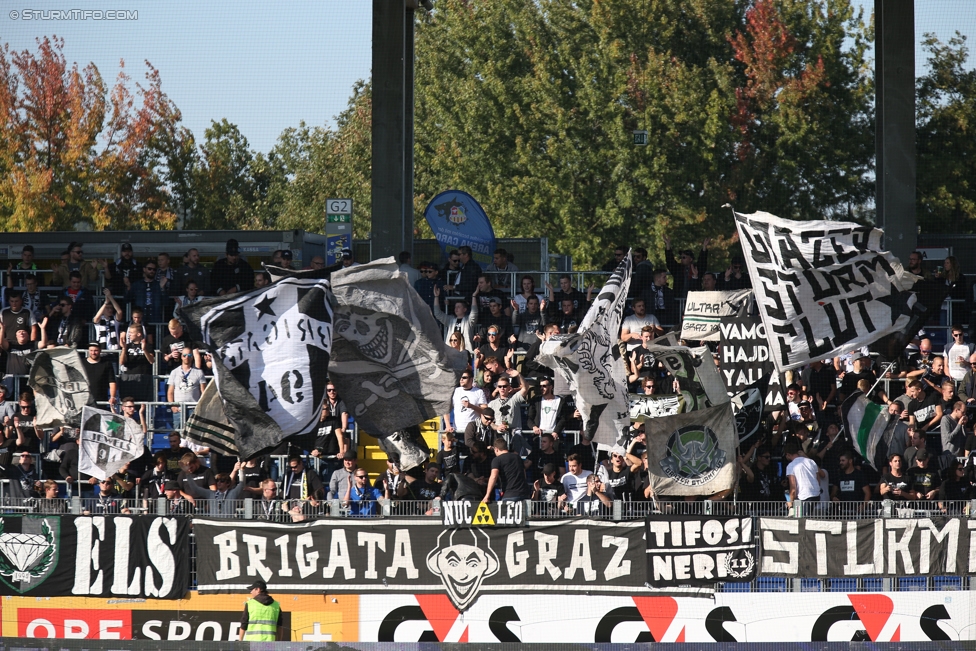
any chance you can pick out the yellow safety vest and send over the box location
[244,598,281,641]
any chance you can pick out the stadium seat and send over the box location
[799,578,821,592]
[933,576,962,591]
[861,578,884,591]
[720,581,751,593]
[828,578,857,592]
[897,577,928,591]
[756,577,788,592]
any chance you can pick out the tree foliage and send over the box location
[0,36,181,231]
[916,32,976,234]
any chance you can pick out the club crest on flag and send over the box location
[661,425,728,486]
[200,277,333,438]
[0,518,58,593]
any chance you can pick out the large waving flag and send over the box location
[841,393,908,470]
[537,253,632,447]
[28,348,95,428]
[734,211,920,372]
[79,406,145,480]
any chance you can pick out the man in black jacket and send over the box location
[663,235,709,300]
[46,297,85,349]
[211,239,254,296]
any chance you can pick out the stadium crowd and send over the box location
[0,237,974,520]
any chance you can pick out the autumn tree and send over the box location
[0,36,181,231]
[916,32,976,233]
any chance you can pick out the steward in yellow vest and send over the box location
[239,580,282,641]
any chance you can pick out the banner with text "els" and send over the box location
[0,516,189,599]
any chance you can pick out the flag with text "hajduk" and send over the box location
[178,277,334,460]
[79,406,145,481]
[537,252,632,448]
[840,392,907,471]
[734,211,920,372]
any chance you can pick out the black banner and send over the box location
[719,314,784,411]
[761,517,976,577]
[195,518,645,611]
[645,515,758,587]
[0,515,189,598]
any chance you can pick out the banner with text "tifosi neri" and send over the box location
[761,517,976,577]
[0,515,189,598]
[194,518,646,612]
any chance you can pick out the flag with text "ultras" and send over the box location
[734,211,919,372]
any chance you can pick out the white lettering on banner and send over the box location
[242,534,272,580]
[296,532,319,578]
[358,532,385,580]
[274,535,293,577]
[111,517,135,595]
[919,519,959,574]
[534,532,561,580]
[806,521,843,575]
[602,536,631,580]
[506,531,529,577]
[72,517,105,594]
[565,530,596,581]
[843,520,884,575]
[386,530,419,579]
[761,519,799,574]
[323,530,355,579]
[886,521,917,574]
[214,531,239,580]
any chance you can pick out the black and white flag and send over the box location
[643,344,729,412]
[734,211,919,371]
[538,253,632,447]
[719,313,784,412]
[183,381,239,456]
[79,406,145,480]
[679,289,753,342]
[28,347,95,428]
[628,393,684,421]
[178,277,333,459]
[729,374,769,445]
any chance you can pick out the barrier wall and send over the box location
[3,592,974,642]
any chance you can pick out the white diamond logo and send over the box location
[0,533,50,571]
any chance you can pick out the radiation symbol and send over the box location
[472,502,494,526]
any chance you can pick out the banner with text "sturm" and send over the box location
[194,518,646,612]
[733,211,919,372]
[0,516,189,598]
[761,517,976,577]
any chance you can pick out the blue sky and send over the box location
[3,1,973,155]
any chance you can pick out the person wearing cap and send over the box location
[339,247,360,268]
[163,479,195,515]
[662,235,710,300]
[907,448,942,500]
[328,450,359,500]
[413,262,443,314]
[211,239,254,296]
[722,255,752,290]
[81,341,118,406]
[277,249,295,270]
[239,579,283,641]
[102,242,139,296]
[597,444,641,501]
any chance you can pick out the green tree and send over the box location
[190,118,257,229]
[916,32,976,233]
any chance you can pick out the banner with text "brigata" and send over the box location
[734,211,919,372]
[0,516,189,598]
[761,517,976,577]
[194,518,645,612]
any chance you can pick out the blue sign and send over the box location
[423,190,496,266]
[326,234,351,266]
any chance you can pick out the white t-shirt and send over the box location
[561,470,592,504]
[538,397,561,431]
[620,313,662,350]
[513,293,546,313]
[946,342,970,380]
[167,366,206,403]
[451,386,488,431]
[786,456,821,500]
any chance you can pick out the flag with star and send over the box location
[733,211,921,372]
[79,405,146,480]
[178,276,334,459]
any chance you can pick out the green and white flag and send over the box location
[841,393,907,470]
[79,406,145,480]
[645,402,737,496]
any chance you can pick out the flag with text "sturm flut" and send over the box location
[733,211,920,372]
[537,253,632,448]
[178,277,334,460]
[79,405,146,480]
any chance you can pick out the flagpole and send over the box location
[866,360,897,397]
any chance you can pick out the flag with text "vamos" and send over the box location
[178,277,334,460]
[79,406,146,480]
[841,392,908,470]
[537,253,632,447]
[734,211,919,372]
[645,403,738,496]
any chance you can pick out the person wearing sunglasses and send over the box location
[413,261,444,315]
[45,295,85,349]
[51,241,98,289]
[944,325,975,382]
[126,261,165,324]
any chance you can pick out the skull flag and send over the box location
[644,402,738,496]
[266,258,467,438]
[178,277,333,459]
